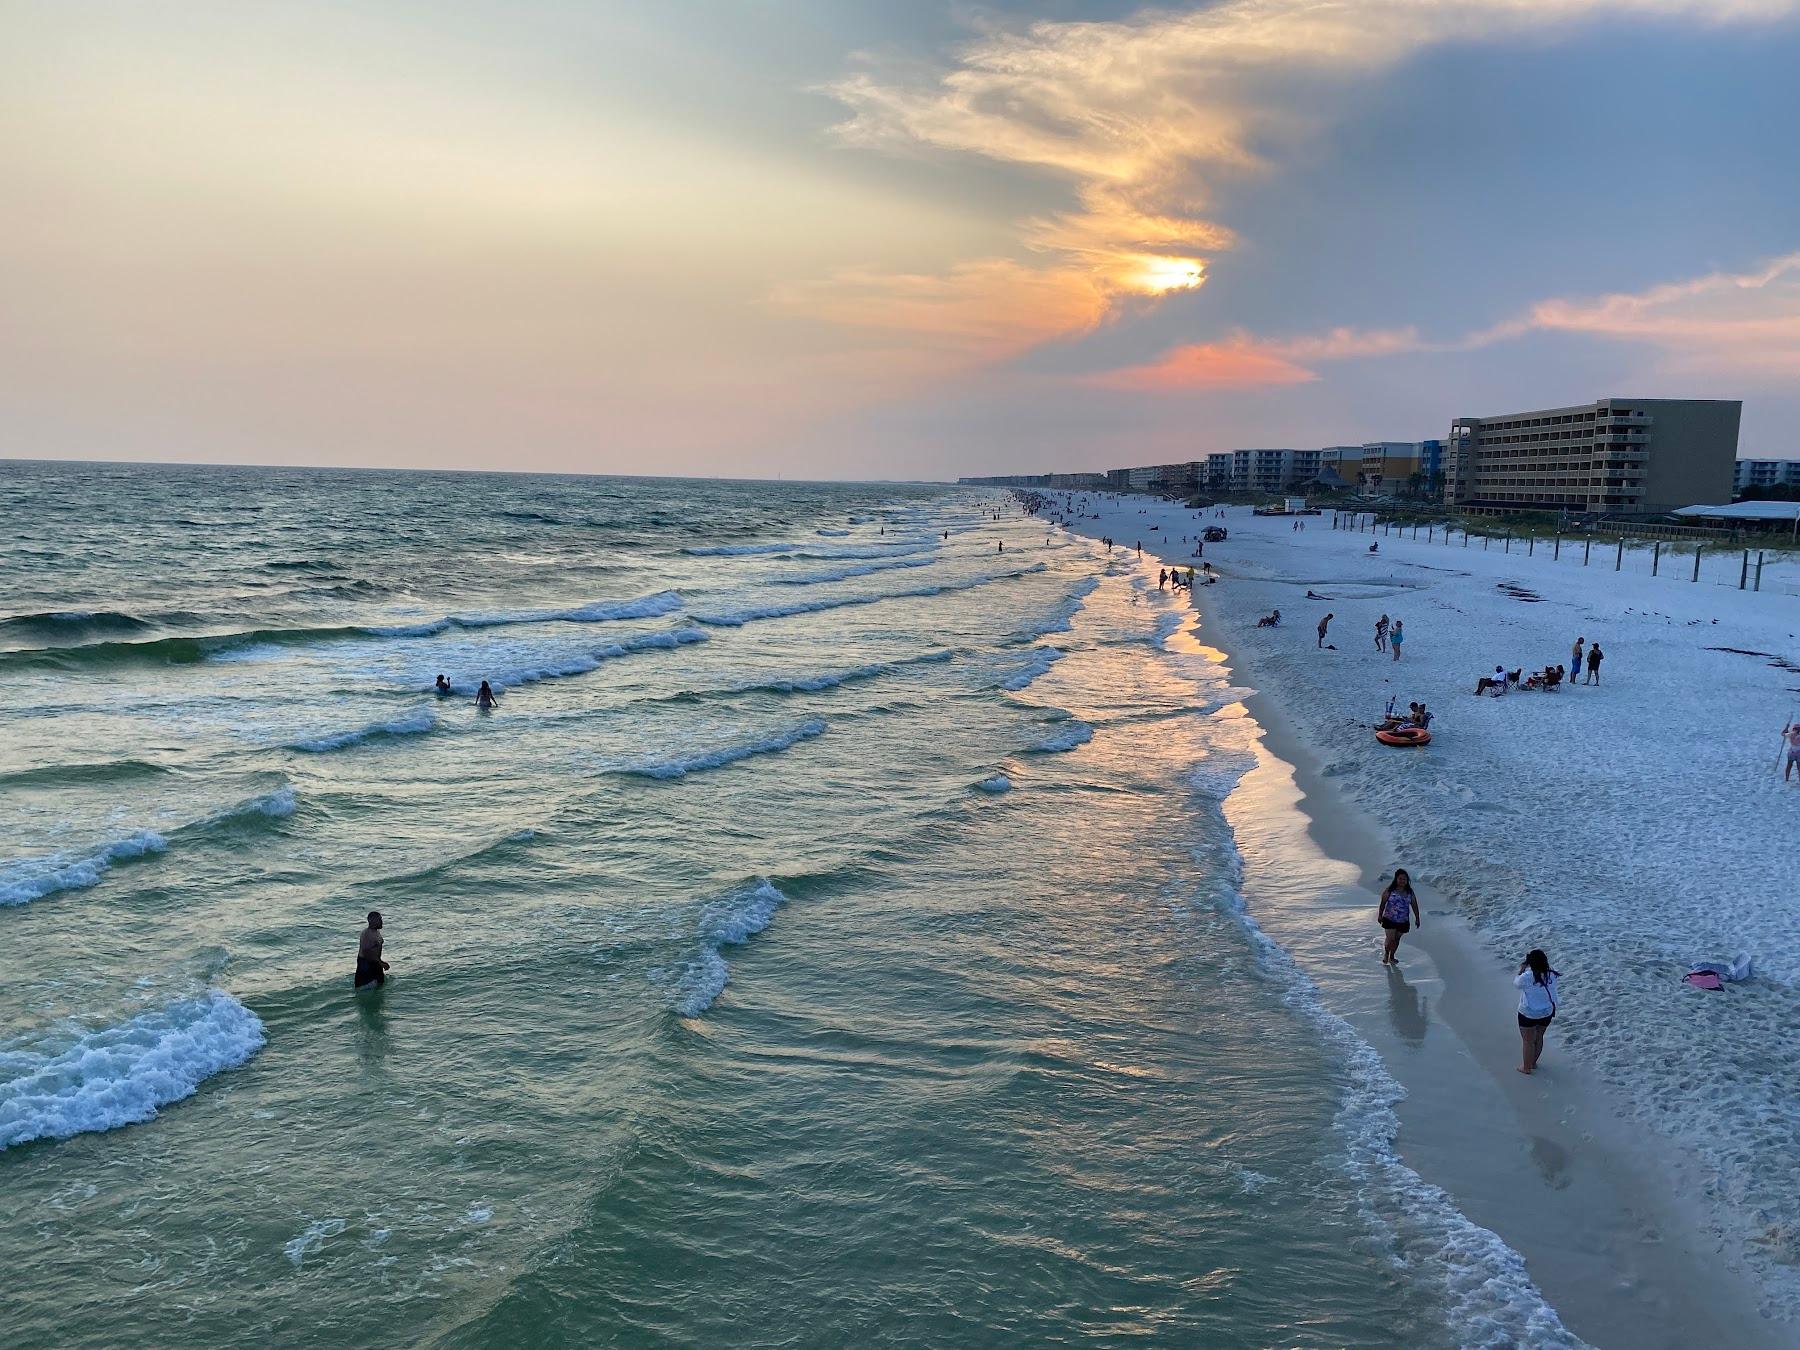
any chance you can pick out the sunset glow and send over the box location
[3,0,1798,477]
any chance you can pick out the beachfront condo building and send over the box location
[1355,440,1444,496]
[1445,398,1740,514]
[1733,458,1800,495]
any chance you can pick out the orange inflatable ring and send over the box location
[1375,727,1431,747]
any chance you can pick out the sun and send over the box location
[1127,255,1207,295]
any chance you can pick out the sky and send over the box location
[4,0,1799,480]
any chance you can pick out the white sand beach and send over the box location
[1048,494,1800,1346]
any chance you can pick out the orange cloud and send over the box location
[804,1,1798,369]
[1093,326,1420,389]
[1088,336,1317,390]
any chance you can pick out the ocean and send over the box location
[1,462,1552,1346]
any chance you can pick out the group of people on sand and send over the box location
[1378,869,1558,1074]
[1475,637,1602,696]
[435,674,498,708]
[1158,566,1198,592]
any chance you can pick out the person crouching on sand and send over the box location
[1377,869,1420,965]
[355,911,389,989]
[1515,949,1560,1073]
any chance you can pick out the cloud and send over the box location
[798,0,1799,365]
[1087,336,1317,390]
[768,258,1112,361]
[1092,251,1800,390]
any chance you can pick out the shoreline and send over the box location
[1058,503,1780,1347]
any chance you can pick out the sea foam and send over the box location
[673,879,789,1016]
[0,990,266,1150]
[695,566,1042,628]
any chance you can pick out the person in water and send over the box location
[476,680,497,709]
[355,911,389,989]
[435,674,452,695]
[1377,868,1421,965]
[1515,948,1560,1073]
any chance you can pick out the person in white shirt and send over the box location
[1514,948,1560,1074]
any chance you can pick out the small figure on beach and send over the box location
[1377,869,1420,965]
[476,680,498,710]
[1475,665,1507,696]
[1185,567,1195,588]
[1389,619,1404,661]
[1571,636,1585,677]
[435,674,452,696]
[1785,721,1800,781]
[1375,614,1389,652]
[1159,568,1168,590]
[1256,609,1281,628]
[1369,542,1378,554]
[1585,643,1603,684]
[1317,612,1333,648]
[1515,949,1560,1074]
[355,910,389,989]
[997,540,1004,554]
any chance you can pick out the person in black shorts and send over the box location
[1515,949,1560,1073]
[355,911,389,989]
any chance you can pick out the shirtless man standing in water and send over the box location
[355,911,389,989]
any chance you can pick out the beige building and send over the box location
[1445,398,1740,514]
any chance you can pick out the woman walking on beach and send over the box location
[1377,869,1420,965]
[1515,949,1560,1074]
[1375,614,1389,652]
[1389,619,1404,661]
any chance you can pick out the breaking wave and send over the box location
[671,879,789,1016]
[0,990,266,1150]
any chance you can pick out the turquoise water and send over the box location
[3,463,1487,1345]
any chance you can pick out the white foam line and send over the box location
[695,565,1043,628]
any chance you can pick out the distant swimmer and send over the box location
[435,674,452,696]
[476,680,498,710]
[355,910,389,989]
